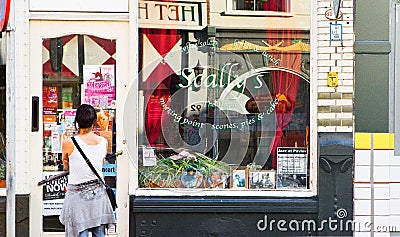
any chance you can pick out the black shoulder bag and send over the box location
[71,137,118,211]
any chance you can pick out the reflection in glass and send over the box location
[41,34,117,231]
[138,0,310,191]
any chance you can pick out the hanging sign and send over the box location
[0,0,11,32]
[138,0,207,30]
[325,0,342,21]
[325,9,343,20]
[332,0,342,19]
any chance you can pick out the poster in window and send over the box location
[42,171,67,216]
[57,110,76,137]
[43,86,58,109]
[50,109,76,154]
[62,87,73,109]
[142,147,157,166]
[83,65,116,109]
[94,109,115,154]
[276,147,308,189]
[230,166,248,189]
[43,122,57,151]
[249,170,275,189]
[43,122,59,171]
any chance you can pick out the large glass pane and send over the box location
[138,1,310,192]
[41,34,117,232]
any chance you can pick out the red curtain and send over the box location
[263,0,286,12]
[142,28,181,146]
[266,30,302,169]
[144,71,172,146]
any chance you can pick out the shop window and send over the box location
[138,28,310,192]
[230,0,290,12]
[41,34,117,231]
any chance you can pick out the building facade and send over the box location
[353,1,400,237]
[2,0,389,236]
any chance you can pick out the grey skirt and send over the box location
[59,180,116,237]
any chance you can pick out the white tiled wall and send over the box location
[354,147,400,234]
[354,166,370,182]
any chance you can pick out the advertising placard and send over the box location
[277,147,308,189]
[42,171,68,216]
[83,65,116,109]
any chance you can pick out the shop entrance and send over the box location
[29,21,130,237]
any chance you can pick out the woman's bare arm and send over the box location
[62,137,74,171]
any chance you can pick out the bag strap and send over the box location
[71,136,106,187]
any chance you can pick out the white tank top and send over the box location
[68,136,107,185]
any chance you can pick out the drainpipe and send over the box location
[6,0,16,235]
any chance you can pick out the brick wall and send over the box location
[316,0,354,132]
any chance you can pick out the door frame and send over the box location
[29,20,131,237]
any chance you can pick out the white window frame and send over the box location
[29,19,131,237]
[225,0,293,17]
[134,0,317,198]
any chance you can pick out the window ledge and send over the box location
[132,195,318,213]
[135,188,314,197]
[222,10,293,17]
